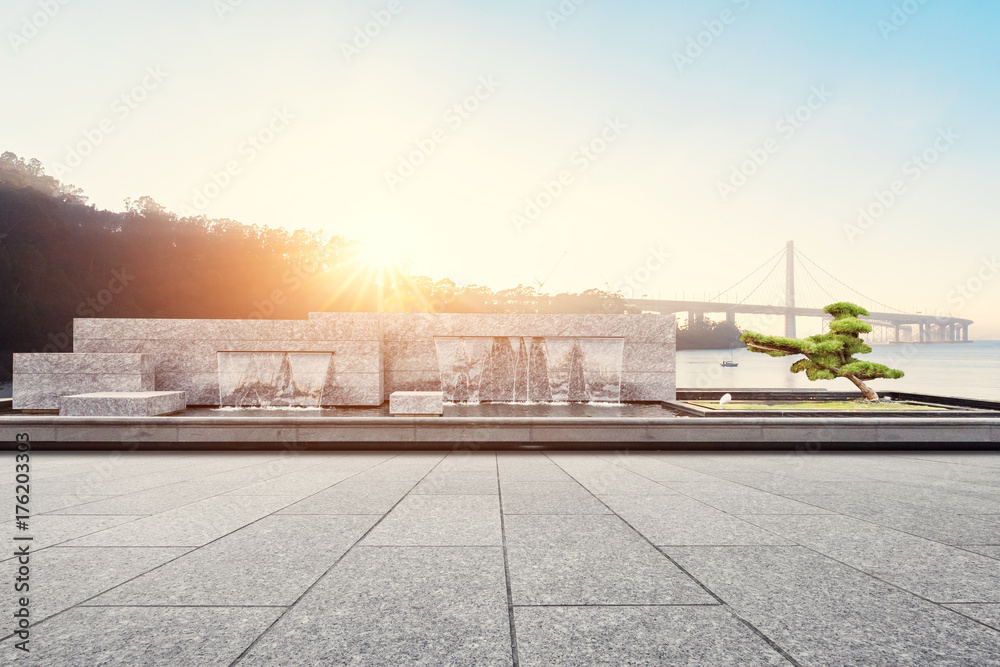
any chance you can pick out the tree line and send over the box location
[0,152,737,380]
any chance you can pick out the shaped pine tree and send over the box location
[740,302,904,401]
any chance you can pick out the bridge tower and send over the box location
[785,240,796,338]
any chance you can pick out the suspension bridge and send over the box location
[627,241,972,344]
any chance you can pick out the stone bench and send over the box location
[60,391,187,417]
[389,391,444,416]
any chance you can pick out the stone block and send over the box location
[382,341,438,372]
[14,352,153,375]
[60,391,187,417]
[13,353,155,410]
[384,370,443,397]
[324,373,383,406]
[389,391,444,416]
[622,342,675,373]
[621,371,676,402]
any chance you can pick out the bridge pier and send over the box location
[726,311,735,326]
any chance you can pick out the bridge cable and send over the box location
[795,256,838,306]
[708,246,785,302]
[736,250,786,305]
[794,248,904,313]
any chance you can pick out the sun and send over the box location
[358,239,410,273]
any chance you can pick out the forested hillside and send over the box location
[0,152,641,380]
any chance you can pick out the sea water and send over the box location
[678,340,1000,400]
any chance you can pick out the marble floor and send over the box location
[3,450,1000,666]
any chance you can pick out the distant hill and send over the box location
[1,152,654,379]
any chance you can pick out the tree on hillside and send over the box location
[740,302,903,401]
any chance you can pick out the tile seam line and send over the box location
[542,450,804,667]
[512,603,723,607]
[613,451,992,555]
[591,452,1000,611]
[497,451,522,667]
[228,451,450,667]
[37,451,356,517]
[0,453,398,644]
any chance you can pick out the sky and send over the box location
[3,0,1000,336]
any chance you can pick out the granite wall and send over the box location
[311,313,676,403]
[51,313,675,407]
[73,317,382,406]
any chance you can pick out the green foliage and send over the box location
[823,302,869,317]
[741,301,904,399]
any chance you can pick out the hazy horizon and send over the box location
[5,0,999,336]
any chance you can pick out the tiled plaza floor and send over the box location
[3,450,1000,665]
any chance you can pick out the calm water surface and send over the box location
[678,340,1000,400]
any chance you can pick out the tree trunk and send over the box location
[844,374,879,401]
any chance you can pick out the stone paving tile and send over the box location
[611,454,733,482]
[412,471,499,495]
[363,495,503,546]
[549,455,679,495]
[278,480,413,514]
[602,494,793,546]
[501,481,611,514]
[943,604,1000,631]
[238,546,512,666]
[28,493,119,514]
[64,495,299,547]
[665,481,833,514]
[351,453,447,481]
[965,546,1000,558]
[13,546,191,621]
[435,452,498,472]
[505,514,712,606]
[514,606,788,667]
[800,493,1000,545]
[742,514,1000,602]
[89,515,378,606]
[1,606,283,666]
[221,466,365,497]
[498,454,573,482]
[668,545,1000,665]
[50,481,236,515]
[1,515,143,561]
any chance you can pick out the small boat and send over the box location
[720,347,739,367]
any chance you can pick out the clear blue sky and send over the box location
[4,0,1000,335]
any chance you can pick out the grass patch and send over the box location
[690,400,944,411]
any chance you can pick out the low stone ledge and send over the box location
[389,391,444,416]
[60,391,187,417]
